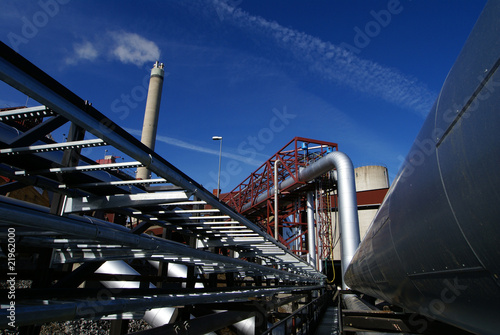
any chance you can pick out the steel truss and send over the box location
[221,137,339,262]
[0,41,325,333]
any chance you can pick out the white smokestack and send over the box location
[137,61,164,180]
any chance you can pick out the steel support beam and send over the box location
[0,138,106,155]
[0,197,320,281]
[9,114,68,147]
[0,41,321,279]
[59,177,168,189]
[0,105,55,121]
[15,161,142,176]
[0,180,24,194]
[64,191,189,213]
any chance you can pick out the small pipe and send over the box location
[315,185,321,271]
[274,159,282,239]
[307,191,316,269]
[217,138,222,198]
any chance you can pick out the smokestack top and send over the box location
[154,61,164,69]
[151,61,165,78]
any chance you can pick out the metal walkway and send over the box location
[314,306,339,335]
[0,41,324,330]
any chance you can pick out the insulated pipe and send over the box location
[345,3,500,333]
[137,61,165,180]
[242,151,360,286]
[0,196,317,281]
[318,153,360,288]
[306,191,316,269]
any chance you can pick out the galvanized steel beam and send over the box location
[0,105,55,121]
[15,161,142,176]
[0,41,321,278]
[0,138,106,155]
[64,191,189,213]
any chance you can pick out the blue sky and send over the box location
[0,0,487,192]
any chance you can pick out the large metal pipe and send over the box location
[137,61,165,180]
[302,152,360,288]
[243,151,360,285]
[0,195,326,330]
[345,2,500,334]
[0,195,316,281]
[306,191,316,269]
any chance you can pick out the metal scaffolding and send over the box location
[221,137,339,264]
[0,41,326,333]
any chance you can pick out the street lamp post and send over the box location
[212,136,223,198]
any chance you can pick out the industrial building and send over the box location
[1,1,500,334]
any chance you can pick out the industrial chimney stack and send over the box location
[137,61,165,180]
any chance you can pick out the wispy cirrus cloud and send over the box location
[205,0,435,117]
[125,128,264,166]
[66,31,160,67]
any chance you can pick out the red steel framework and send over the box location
[221,137,338,260]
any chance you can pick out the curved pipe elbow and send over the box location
[297,151,360,287]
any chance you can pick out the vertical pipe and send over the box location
[290,151,360,288]
[315,186,321,270]
[274,159,282,239]
[137,61,165,180]
[333,154,360,289]
[307,191,316,269]
[217,138,222,197]
[295,200,300,255]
